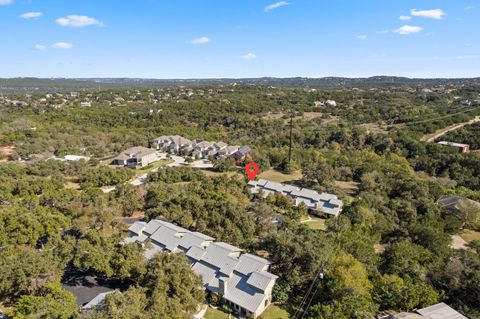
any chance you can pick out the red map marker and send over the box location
[245,162,259,181]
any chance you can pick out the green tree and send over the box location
[114,184,142,217]
[9,281,78,319]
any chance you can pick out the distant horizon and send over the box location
[2,75,480,80]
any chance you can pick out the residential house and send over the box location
[232,146,250,161]
[217,145,240,159]
[437,196,480,212]
[112,146,158,168]
[437,141,470,153]
[150,135,193,154]
[126,220,278,318]
[384,302,468,319]
[326,100,337,107]
[458,99,472,106]
[248,179,343,217]
[82,292,113,310]
[192,141,215,158]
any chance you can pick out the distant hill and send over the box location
[1,76,480,92]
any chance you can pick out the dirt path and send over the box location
[450,235,468,250]
[421,116,480,142]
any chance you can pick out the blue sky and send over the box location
[1,0,479,78]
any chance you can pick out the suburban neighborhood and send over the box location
[1,0,480,317]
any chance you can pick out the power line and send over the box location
[292,274,320,319]
[293,270,325,319]
[300,279,323,319]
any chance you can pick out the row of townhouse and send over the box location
[125,219,278,319]
[150,135,249,160]
[248,179,344,217]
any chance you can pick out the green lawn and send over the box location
[301,216,327,231]
[204,305,290,319]
[204,307,229,319]
[258,169,303,183]
[306,219,327,230]
[134,159,173,176]
[260,305,290,319]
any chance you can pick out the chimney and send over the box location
[219,278,227,296]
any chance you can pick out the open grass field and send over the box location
[204,307,229,319]
[258,169,303,183]
[201,169,243,178]
[459,229,480,243]
[204,305,290,319]
[136,159,173,174]
[301,215,327,231]
[260,305,290,319]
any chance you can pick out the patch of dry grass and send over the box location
[259,169,303,183]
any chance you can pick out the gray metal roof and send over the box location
[150,227,182,252]
[438,141,470,148]
[178,232,214,250]
[416,302,468,319]
[186,245,207,261]
[246,271,277,292]
[82,291,113,310]
[128,221,147,235]
[223,272,266,314]
[125,220,277,316]
[263,181,285,192]
[235,254,271,276]
[143,220,164,235]
[201,244,240,276]
[157,220,189,233]
[319,192,338,201]
[192,261,217,288]
[250,178,343,216]
[214,242,242,253]
[115,146,156,161]
[290,188,321,201]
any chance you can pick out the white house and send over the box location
[248,179,343,217]
[112,146,158,168]
[126,220,278,318]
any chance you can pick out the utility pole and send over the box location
[288,112,293,163]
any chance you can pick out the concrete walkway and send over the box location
[192,305,208,319]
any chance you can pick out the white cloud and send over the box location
[399,15,412,21]
[52,42,74,49]
[242,53,257,60]
[34,44,46,50]
[376,30,389,34]
[264,1,291,12]
[356,35,367,40]
[411,9,446,20]
[456,55,480,60]
[394,25,423,35]
[189,36,211,45]
[20,12,43,19]
[56,15,104,28]
[0,0,13,5]
[465,5,474,10]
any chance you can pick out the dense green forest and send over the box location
[0,84,479,318]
